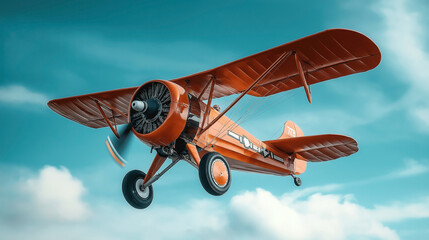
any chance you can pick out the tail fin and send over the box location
[279,121,304,139]
[273,121,306,174]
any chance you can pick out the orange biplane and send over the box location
[48,29,381,209]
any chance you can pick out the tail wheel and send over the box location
[198,152,231,196]
[122,170,154,209]
[293,176,302,187]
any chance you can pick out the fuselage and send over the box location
[193,101,306,176]
[128,80,306,176]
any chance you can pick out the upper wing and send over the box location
[48,87,137,128]
[264,134,358,162]
[171,29,381,100]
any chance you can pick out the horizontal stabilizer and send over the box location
[264,134,358,162]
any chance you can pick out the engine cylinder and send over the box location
[129,80,189,147]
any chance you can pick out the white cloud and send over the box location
[229,189,399,240]
[2,165,429,240]
[0,85,49,106]
[16,166,90,222]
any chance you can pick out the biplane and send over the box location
[48,29,381,209]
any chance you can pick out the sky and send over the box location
[1,0,429,239]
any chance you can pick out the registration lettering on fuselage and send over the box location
[227,130,284,163]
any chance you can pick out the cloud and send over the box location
[0,85,49,106]
[287,158,429,198]
[8,166,90,223]
[11,189,428,240]
[373,196,429,223]
[229,189,399,240]
[389,158,429,178]
[377,0,429,132]
[60,32,237,77]
[1,165,429,240]
[324,0,429,135]
[285,183,344,199]
[288,109,363,135]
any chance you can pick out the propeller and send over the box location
[106,123,133,167]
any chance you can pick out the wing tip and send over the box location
[326,28,382,69]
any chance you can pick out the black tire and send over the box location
[294,176,302,187]
[198,152,231,196]
[122,170,153,209]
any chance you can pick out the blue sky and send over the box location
[1,0,429,239]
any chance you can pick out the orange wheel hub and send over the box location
[212,159,228,187]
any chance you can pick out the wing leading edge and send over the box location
[264,134,358,162]
[171,29,381,100]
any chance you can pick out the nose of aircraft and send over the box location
[131,100,147,112]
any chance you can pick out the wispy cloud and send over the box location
[387,158,429,178]
[323,0,429,135]
[0,85,49,107]
[373,196,429,223]
[59,32,237,78]
[377,0,429,132]
[289,158,429,198]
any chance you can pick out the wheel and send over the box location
[122,170,154,209]
[293,176,302,187]
[198,152,231,196]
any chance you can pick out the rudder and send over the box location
[277,121,306,174]
[279,121,304,139]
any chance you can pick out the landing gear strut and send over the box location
[292,175,302,187]
[122,154,179,209]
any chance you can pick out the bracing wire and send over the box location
[208,86,295,148]
[204,63,300,148]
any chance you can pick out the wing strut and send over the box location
[199,77,216,131]
[198,51,292,136]
[93,98,129,138]
[294,52,312,103]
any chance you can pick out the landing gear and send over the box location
[199,152,231,196]
[292,175,302,187]
[122,170,154,209]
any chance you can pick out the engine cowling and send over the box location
[129,80,189,147]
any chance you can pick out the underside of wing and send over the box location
[171,29,381,100]
[48,87,137,128]
[264,134,358,162]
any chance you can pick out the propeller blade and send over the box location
[106,123,133,167]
